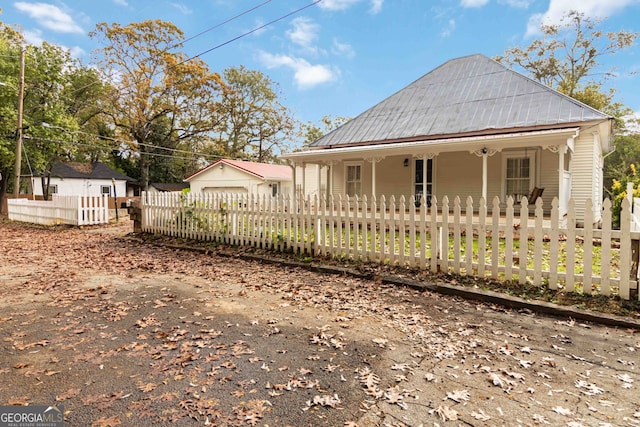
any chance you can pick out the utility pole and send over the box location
[13,47,25,199]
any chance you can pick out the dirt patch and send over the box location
[0,219,639,426]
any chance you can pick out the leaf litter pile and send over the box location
[0,220,639,426]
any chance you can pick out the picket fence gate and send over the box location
[141,191,640,301]
[8,194,109,226]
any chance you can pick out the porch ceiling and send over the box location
[284,127,580,164]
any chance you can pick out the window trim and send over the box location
[101,185,111,196]
[501,149,536,202]
[344,161,363,197]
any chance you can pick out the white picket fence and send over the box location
[8,195,109,226]
[141,191,640,300]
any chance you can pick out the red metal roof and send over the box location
[184,159,292,182]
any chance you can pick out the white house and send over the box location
[184,159,293,197]
[32,162,135,198]
[282,54,614,224]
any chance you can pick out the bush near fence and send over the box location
[141,191,640,301]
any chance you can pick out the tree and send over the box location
[0,18,25,211]
[90,20,224,190]
[298,114,350,149]
[211,66,296,163]
[495,11,637,99]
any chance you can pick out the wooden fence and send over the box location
[8,195,110,226]
[141,191,640,301]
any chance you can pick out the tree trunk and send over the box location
[0,167,9,215]
[140,152,150,193]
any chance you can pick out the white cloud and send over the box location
[69,46,86,58]
[460,0,489,8]
[526,0,638,36]
[286,17,320,51]
[257,51,338,89]
[113,0,128,5]
[317,0,383,13]
[331,38,355,58]
[317,0,361,11]
[171,2,192,15]
[22,28,44,45]
[440,19,456,37]
[499,0,533,7]
[369,0,383,14]
[14,2,84,33]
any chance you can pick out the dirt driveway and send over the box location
[0,220,639,426]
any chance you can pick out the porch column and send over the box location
[301,162,306,199]
[472,148,497,201]
[290,161,297,197]
[317,164,322,198]
[327,161,334,198]
[549,138,573,216]
[365,157,384,197]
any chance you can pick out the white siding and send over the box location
[571,132,597,223]
[189,164,291,198]
[32,177,127,198]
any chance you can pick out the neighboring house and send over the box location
[282,54,614,224]
[184,159,293,197]
[148,182,190,193]
[32,162,136,198]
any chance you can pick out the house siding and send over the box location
[571,131,596,223]
[33,177,127,198]
[190,165,279,197]
[538,148,559,208]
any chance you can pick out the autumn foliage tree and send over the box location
[90,20,225,190]
[496,10,638,224]
[211,66,296,163]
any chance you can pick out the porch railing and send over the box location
[141,191,639,300]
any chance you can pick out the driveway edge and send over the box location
[139,239,640,330]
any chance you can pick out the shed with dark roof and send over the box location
[32,162,136,198]
[283,54,613,223]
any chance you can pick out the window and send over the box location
[271,182,279,197]
[345,163,362,197]
[101,185,111,196]
[50,184,58,194]
[414,158,433,207]
[503,150,535,202]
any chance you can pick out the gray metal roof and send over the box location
[50,162,134,181]
[309,54,610,148]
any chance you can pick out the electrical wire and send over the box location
[177,0,322,65]
[23,135,219,162]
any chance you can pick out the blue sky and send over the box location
[2,0,640,126]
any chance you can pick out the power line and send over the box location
[66,0,276,98]
[180,0,322,64]
[23,135,218,163]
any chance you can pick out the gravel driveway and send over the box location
[0,220,638,426]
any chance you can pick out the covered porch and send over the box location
[285,127,579,219]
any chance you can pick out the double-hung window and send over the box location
[503,150,535,202]
[345,163,362,197]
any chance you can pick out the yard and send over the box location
[0,219,639,426]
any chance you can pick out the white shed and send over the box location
[32,162,134,198]
[184,159,293,197]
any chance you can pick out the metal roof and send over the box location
[309,54,610,148]
[50,162,134,181]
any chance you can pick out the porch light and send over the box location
[403,158,409,167]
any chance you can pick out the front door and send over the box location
[414,158,433,207]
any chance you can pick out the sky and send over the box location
[2,0,640,127]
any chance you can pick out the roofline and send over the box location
[304,119,613,151]
[184,159,292,182]
[283,127,583,162]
